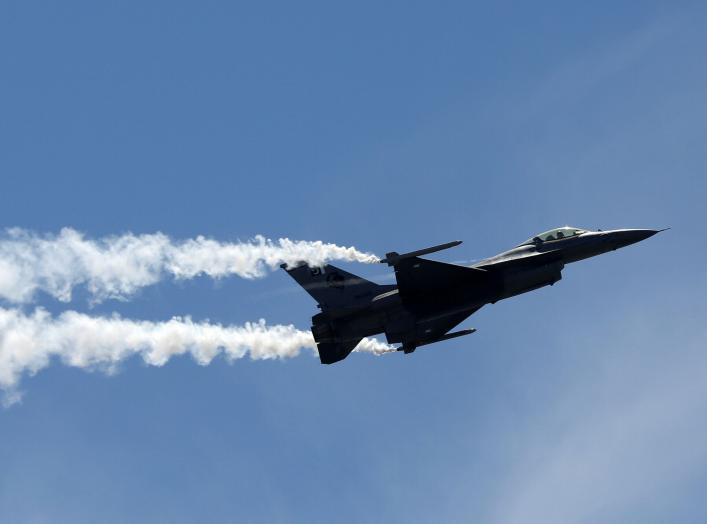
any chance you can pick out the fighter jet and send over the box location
[282,227,664,364]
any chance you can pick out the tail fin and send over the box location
[281,263,393,311]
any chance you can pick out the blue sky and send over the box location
[1,1,706,522]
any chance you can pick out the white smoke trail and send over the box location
[0,228,379,304]
[0,307,394,406]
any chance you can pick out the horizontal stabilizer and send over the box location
[317,338,361,364]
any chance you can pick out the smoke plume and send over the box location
[0,307,394,405]
[0,228,379,304]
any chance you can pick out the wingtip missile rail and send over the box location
[380,240,463,266]
[398,328,477,354]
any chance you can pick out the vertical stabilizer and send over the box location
[281,263,393,310]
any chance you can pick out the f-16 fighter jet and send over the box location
[282,227,664,364]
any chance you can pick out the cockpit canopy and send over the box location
[519,226,588,246]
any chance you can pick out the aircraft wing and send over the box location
[393,257,489,299]
[380,240,489,299]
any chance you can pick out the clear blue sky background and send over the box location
[1,2,706,522]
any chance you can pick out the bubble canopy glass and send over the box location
[519,226,588,246]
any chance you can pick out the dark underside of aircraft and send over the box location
[282,226,664,364]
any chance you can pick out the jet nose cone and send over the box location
[608,228,665,249]
[628,229,660,242]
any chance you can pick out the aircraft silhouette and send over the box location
[283,227,664,364]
